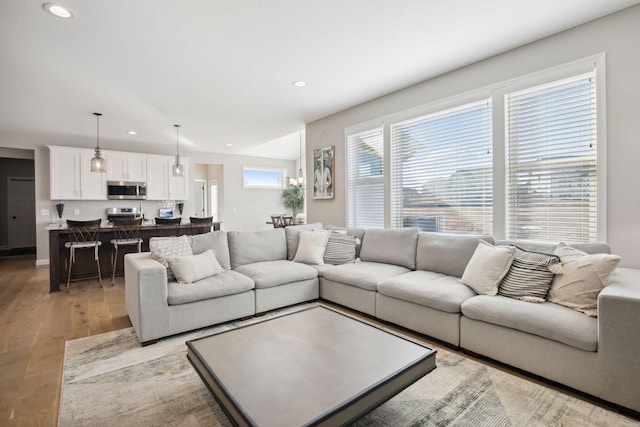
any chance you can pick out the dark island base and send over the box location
[48,222,220,292]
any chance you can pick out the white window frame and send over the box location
[491,54,606,241]
[344,54,606,242]
[242,166,287,189]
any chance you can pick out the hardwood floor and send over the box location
[0,256,130,427]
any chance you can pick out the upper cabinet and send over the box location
[49,146,107,200]
[49,146,188,201]
[146,156,190,201]
[106,152,146,182]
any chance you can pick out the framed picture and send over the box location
[313,146,334,199]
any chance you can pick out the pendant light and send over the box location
[90,112,106,173]
[297,131,304,186]
[172,124,184,177]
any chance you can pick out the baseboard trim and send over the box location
[36,258,50,266]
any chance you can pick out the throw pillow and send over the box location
[498,247,560,303]
[293,230,331,265]
[459,240,516,296]
[149,235,193,281]
[166,249,224,284]
[323,232,357,265]
[547,243,621,317]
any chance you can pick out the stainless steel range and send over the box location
[106,207,142,222]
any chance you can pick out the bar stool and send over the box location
[155,217,182,236]
[189,216,213,235]
[65,219,102,293]
[110,217,143,285]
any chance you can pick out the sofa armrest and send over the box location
[124,252,171,343]
[598,267,640,352]
[596,267,640,410]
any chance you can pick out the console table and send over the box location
[47,221,221,293]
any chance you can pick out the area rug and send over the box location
[59,303,638,426]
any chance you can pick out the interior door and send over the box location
[193,180,206,218]
[209,179,219,220]
[8,177,36,248]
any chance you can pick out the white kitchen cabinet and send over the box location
[106,152,146,182]
[146,156,190,201]
[49,146,107,200]
[49,146,81,200]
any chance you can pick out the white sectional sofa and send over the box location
[124,224,640,413]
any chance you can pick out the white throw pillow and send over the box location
[547,243,621,317]
[149,235,193,281]
[459,240,516,296]
[293,230,331,265]
[167,249,224,284]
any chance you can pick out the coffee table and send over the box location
[186,305,436,426]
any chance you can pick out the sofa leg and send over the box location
[241,316,253,321]
[141,339,158,346]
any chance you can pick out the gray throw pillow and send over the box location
[323,232,357,265]
[149,235,193,281]
[498,247,560,303]
[166,249,224,284]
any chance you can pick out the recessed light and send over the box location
[43,3,75,19]
[127,131,137,135]
[292,81,307,88]
[225,143,233,147]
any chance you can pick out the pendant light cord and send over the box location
[175,124,181,158]
[93,112,102,150]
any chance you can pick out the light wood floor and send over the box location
[0,256,131,427]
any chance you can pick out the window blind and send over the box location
[505,71,597,242]
[346,127,384,228]
[390,100,493,234]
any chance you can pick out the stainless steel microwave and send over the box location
[107,181,147,200]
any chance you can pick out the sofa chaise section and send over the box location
[376,233,493,346]
[228,228,320,313]
[124,251,255,344]
[320,228,418,316]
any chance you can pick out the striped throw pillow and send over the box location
[498,247,560,303]
[323,232,357,265]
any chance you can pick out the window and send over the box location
[346,127,384,228]
[505,71,598,242]
[242,167,286,189]
[391,100,493,234]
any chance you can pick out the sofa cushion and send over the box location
[323,261,410,291]
[167,270,254,305]
[358,228,419,269]
[285,222,324,260]
[547,243,621,317]
[189,230,231,269]
[309,263,337,278]
[227,229,287,268]
[233,260,318,289]
[498,247,560,303]
[459,240,516,296]
[461,295,598,351]
[416,233,494,277]
[149,235,193,281]
[378,270,477,313]
[167,249,224,284]
[323,232,357,265]
[293,230,331,265]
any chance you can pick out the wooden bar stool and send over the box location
[189,216,213,235]
[64,219,102,293]
[155,217,182,236]
[110,217,143,285]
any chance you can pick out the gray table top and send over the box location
[187,306,436,427]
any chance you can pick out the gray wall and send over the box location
[306,4,640,268]
[0,157,35,248]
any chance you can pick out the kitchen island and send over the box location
[47,220,221,293]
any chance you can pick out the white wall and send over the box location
[0,132,296,264]
[306,5,640,268]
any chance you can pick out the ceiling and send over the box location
[1,0,638,160]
